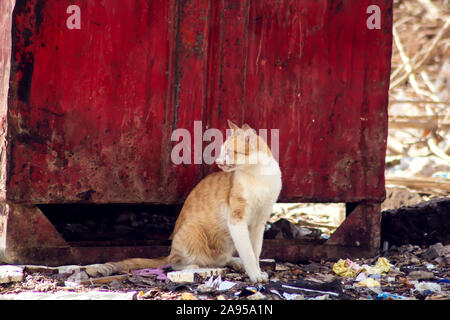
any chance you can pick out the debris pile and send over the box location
[1,241,448,300]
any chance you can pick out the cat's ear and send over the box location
[227,120,240,131]
[243,127,257,144]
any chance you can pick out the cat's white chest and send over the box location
[236,165,282,221]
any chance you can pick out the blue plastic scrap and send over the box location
[436,279,450,284]
[377,292,408,300]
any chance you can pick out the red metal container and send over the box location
[0,0,392,265]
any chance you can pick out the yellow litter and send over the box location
[368,257,392,274]
[181,292,196,300]
[333,257,392,277]
[355,278,381,288]
[332,259,361,277]
[361,257,393,275]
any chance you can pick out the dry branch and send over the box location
[386,177,450,192]
[390,17,450,90]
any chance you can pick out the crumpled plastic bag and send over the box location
[332,259,362,277]
[333,257,392,278]
[414,282,441,294]
[355,278,381,288]
[132,265,170,281]
[197,276,236,293]
[377,292,409,300]
[364,257,392,275]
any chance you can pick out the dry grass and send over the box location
[386,0,449,203]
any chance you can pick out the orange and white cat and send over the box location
[86,121,282,283]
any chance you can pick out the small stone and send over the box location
[433,257,446,267]
[446,254,450,264]
[422,243,446,260]
[303,263,321,273]
[409,255,420,264]
[444,245,450,255]
[225,273,243,280]
[108,280,124,289]
[66,270,89,283]
[0,266,24,284]
[408,270,435,281]
[275,264,289,271]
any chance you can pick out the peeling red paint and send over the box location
[4,0,391,204]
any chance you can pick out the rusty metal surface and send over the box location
[4,0,392,204]
[0,202,68,264]
[0,0,15,201]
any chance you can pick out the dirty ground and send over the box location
[1,240,449,300]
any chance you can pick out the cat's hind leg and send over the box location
[226,257,246,272]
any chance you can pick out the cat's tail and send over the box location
[85,256,169,277]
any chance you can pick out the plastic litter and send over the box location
[414,282,441,294]
[280,284,340,297]
[355,272,367,282]
[63,281,82,288]
[333,257,392,279]
[355,278,381,288]
[312,294,329,300]
[181,292,196,300]
[432,172,449,179]
[197,276,236,293]
[280,291,304,300]
[247,292,266,300]
[377,292,409,300]
[436,279,450,284]
[269,289,283,299]
[425,263,436,270]
[167,268,226,283]
[132,265,170,281]
[235,286,261,298]
[0,266,24,284]
[364,257,392,275]
[332,259,362,277]
[387,277,396,282]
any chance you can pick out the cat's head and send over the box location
[215,120,273,172]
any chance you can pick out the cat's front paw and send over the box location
[248,271,269,283]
